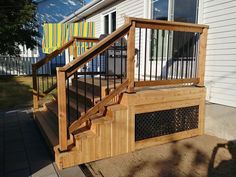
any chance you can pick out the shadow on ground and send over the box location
[125,139,236,177]
[0,109,58,177]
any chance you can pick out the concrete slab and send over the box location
[86,135,236,177]
[205,103,236,140]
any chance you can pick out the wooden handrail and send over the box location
[74,36,99,43]
[127,17,209,33]
[69,79,129,134]
[58,22,132,78]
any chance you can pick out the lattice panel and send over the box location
[135,106,199,141]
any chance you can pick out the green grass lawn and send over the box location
[0,76,33,110]
[0,76,56,110]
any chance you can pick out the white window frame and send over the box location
[101,9,116,34]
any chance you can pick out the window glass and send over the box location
[104,15,109,34]
[111,11,116,32]
[174,0,198,23]
[152,0,168,20]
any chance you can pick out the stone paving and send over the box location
[0,108,85,177]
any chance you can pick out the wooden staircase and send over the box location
[32,17,209,169]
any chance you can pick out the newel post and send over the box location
[32,64,39,111]
[197,27,208,87]
[57,68,68,151]
[127,20,136,93]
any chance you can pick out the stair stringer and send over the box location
[54,104,131,169]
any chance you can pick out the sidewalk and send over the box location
[0,108,85,177]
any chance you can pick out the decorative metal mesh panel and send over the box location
[135,106,199,141]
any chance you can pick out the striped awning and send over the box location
[42,22,95,54]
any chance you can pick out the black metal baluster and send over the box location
[120,38,123,83]
[67,79,71,125]
[181,32,186,79]
[150,30,153,80]
[138,28,141,81]
[171,32,175,79]
[99,54,102,100]
[190,33,195,78]
[106,50,109,94]
[113,43,116,89]
[42,66,44,92]
[160,30,165,80]
[186,32,190,78]
[92,58,95,104]
[144,28,147,81]
[76,71,79,119]
[84,64,87,112]
[166,30,170,79]
[155,29,159,80]
[194,33,200,78]
[176,32,180,79]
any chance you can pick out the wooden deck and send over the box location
[32,17,208,169]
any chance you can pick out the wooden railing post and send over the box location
[32,64,39,111]
[197,27,208,87]
[57,68,68,151]
[127,21,136,93]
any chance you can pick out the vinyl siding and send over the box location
[203,0,236,107]
[85,0,144,37]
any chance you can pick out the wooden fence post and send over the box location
[127,21,136,93]
[32,64,39,111]
[197,27,208,87]
[57,68,68,151]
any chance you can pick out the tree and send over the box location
[0,0,39,56]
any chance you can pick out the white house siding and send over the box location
[85,0,144,37]
[203,0,236,107]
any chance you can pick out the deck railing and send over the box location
[33,17,208,152]
[32,37,99,110]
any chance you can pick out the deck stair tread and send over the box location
[34,110,59,148]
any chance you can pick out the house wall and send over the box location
[84,0,145,37]
[203,0,236,107]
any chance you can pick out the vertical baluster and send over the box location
[84,64,87,112]
[99,54,102,100]
[186,32,190,78]
[160,30,165,80]
[76,71,79,119]
[171,32,175,79]
[195,33,200,78]
[106,50,109,94]
[176,32,180,79]
[144,28,147,81]
[166,30,170,79]
[190,33,195,78]
[113,43,116,89]
[42,66,44,93]
[181,32,186,79]
[92,59,95,104]
[120,38,123,83]
[155,29,159,80]
[67,79,70,125]
[150,29,153,80]
[138,28,141,81]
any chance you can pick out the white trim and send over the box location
[101,9,116,34]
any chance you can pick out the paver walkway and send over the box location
[0,108,85,177]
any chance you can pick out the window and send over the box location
[102,10,116,34]
[151,0,198,59]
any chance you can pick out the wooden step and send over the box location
[68,85,101,107]
[34,109,59,154]
[44,101,80,124]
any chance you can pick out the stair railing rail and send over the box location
[55,17,208,151]
[32,37,99,111]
